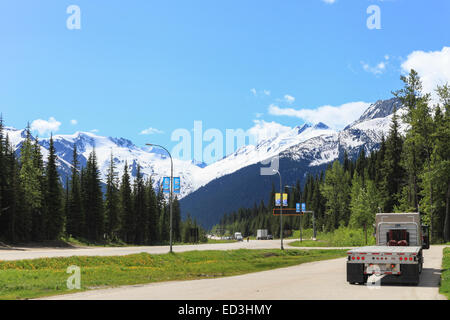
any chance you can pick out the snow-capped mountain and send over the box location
[179,97,406,227]
[3,97,404,207]
[4,128,205,198]
[282,98,407,166]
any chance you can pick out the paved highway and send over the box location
[41,245,447,300]
[0,240,329,261]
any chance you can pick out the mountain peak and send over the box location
[294,123,311,134]
[345,97,402,130]
[358,98,401,122]
[313,122,330,130]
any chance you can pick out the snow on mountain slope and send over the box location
[193,122,337,188]
[281,98,407,167]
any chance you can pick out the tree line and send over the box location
[213,70,450,243]
[0,123,206,244]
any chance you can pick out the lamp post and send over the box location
[146,143,173,253]
[273,169,283,250]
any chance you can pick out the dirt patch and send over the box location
[263,252,279,258]
[0,240,82,250]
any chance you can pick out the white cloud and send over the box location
[140,127,164,135]
[361,54,390,75]
[362,61,386,75]
[70,119,78,125]
[247,119,292,143]
[90,129,99,133]
[250,88,271,97]
[284,94,295,104]
[268,101,371,129]
[30,117,61,136]
[322,0,336,4]
[401,46,450,100]
[255,112,263,118]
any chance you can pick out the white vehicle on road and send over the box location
[347,212,430,286]
[257,229,268,240]
[234,232,243,241]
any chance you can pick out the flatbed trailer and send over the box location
[346,213,429,286]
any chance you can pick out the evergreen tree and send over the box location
[173,196,182,242]
[120,161,134,243]
[133,165,148,244]
[19,126,42,241]
[420,84,450,241]
[44,135,63,240]
[83,150,104,241]
[320,160,351,230]
[67,144,84,238]
[105,153,120,240]
[146,177,159,244]
[394,69,433,211]
[381,108,405,212]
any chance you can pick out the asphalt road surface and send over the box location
[42,245,447,300]
[0,240,308,261]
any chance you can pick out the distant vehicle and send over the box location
[257,229,268,240]
[234,232,243,241]
[267,234,273,240]
[347,212,430,286]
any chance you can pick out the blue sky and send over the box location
[1,0,449,160]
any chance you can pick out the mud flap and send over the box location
[400,264,420,285]
[347,262,365,284]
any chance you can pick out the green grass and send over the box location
[63,236,231,247]
[0,248,346,300]
[289,227,376,247]
[440,247,450,300]
[204,239,237,244]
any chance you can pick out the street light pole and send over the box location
[274,169,283,250]
[146,143,173,253]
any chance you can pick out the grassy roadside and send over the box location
[440,247,449,299]
[288,227,375,247]
[0,249,346,300]
[64,236,235,247]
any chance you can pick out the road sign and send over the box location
[296,203,300,213]
[162,177,170,193]
[173,177,180,194]
[273,208,302,216]
[275,193,288,207]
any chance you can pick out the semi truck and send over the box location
[257,229,268,240]
[347,212,430,286]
